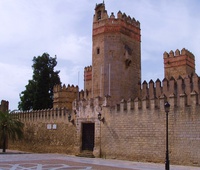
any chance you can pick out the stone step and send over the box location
[76,150,95,158]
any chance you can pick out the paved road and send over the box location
[0,150,199,170]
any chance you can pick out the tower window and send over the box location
[97,11,101,20]
[97,48,100,54]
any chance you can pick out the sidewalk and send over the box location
[0,150,199,170]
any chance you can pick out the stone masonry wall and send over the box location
[100,94,200,166]
[10,74,200,166]
[72,74,200,166]
[9,108,76,154]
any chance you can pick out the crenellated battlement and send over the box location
[116,11,140,27]
[12,107,70,123]
[163,48,195,59]
[53,84,78,93]
[101,11,140,28]
[93,2,140,42]
[72,72,200,116]
[112,89,199,113]
[73,85,199,117]
[138,73,200,106]
[84,65,92,72]
[94,2,140,28]
[94,2,139,27]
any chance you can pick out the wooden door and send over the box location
[82,123,95,151]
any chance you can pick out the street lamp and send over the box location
[164,101,170,170]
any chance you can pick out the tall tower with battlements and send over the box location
[88,2,141,103]
[164,48,195,80]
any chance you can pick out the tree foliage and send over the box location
[18,53,61,111]
[0,110,24,152]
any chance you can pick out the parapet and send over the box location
[93,3,141,42]
[53,84,78,93]
[138,73,200,106]
[163,48,195,59]
[119,78,199,110]
[116,11,140,28]
[84,65,92,72]
[12,107,70,123]
[93,1,140,28]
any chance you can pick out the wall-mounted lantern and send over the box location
[98,112,104,123]
[68,114,74,124]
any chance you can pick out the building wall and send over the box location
[10,75,200,166]
[100,94,200,166]
[10,108,76,154]
[73,75,200,166]
[72,74,200,166]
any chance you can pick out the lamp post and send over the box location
[164,101,170,170]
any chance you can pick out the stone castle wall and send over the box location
[10,108,76,154]
[10,75,200,166]
[99,90,200,166]
[72,76,200,166]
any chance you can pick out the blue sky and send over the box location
[0,0,200,110]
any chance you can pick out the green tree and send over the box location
[0,110,24,153]
[18,53,61,111]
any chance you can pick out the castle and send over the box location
[6,2,200,166]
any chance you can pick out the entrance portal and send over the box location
[82,123,95,151]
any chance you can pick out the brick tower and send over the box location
[164,48,195,80]
[53,84,78,110]
[90,2,141,103]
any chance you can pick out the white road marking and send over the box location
[0,163,92,170]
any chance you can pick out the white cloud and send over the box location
[52,35,91,63]
[0,62,32,110]
[0,0,200,110]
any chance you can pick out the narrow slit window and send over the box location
[97,48,100,54]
